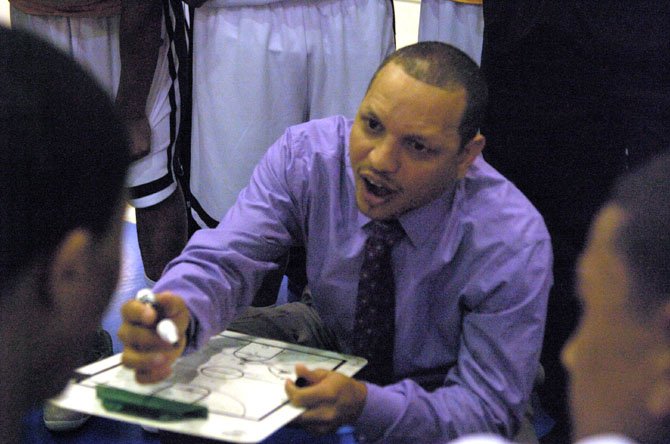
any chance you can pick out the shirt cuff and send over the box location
[182,312,204,354]
[354,383,405,442]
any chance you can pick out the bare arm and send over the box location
[115,0,163,160]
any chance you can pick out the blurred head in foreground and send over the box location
[0,26,130,436]
[563,152,670,444]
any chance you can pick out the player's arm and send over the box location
[115,0,163,160]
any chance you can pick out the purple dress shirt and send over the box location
[154,116,552,442]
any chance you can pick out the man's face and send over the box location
[563,205,667,441]
[349,62,482,220]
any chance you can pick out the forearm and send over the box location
[154,141,301,347]
[154,228,279,349]
[115,0,162,118]
[356,380,517,443]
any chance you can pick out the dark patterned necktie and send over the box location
[352,219,404,385]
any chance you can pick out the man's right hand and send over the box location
[118,291,190,383]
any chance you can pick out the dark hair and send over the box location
[610,152,670,307]
[0,28,131,283]
[368,41,488,149]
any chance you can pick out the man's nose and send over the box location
[368,137,400,173]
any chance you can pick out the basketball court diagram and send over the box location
[54,331,366,442]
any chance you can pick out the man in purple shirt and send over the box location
[119,42,552,442]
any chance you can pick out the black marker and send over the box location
[295,376,310,388]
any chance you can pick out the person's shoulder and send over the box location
[287,115,351,139]
[459,156,549,244]
[283,115,351,156]
[274,116,352,186]
[461,156,534,212]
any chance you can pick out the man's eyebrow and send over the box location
[359,108,377,119]
[403,134,429,144]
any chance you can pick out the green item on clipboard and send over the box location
[96,385,208,421]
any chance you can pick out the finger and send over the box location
[117,321,172,352]
[121,345,181,383]
[154,292,188,317]
[154,293,190,329]
[286,381,329,409]
[285,378,300,401]
[134,363,174,384]
[286,380,313,407]
[121,348,168,371]
[287,371,335,408]
[294,364,330,386]
[121,299,157,326]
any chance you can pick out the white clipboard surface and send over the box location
[52,331,367,443]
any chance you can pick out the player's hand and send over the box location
[124,116,151,161]
[285,364,367,435]
[118,291,190,383]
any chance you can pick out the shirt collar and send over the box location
[352,177,465,253]
[398,182,462,248]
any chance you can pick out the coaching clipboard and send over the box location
[52,331,366,443]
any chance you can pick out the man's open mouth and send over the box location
[363,176,395,198]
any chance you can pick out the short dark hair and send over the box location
[610,151,670,308]
[368,41,488,149]
[0,28,131,284]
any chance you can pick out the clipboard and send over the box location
[51,331,366,443]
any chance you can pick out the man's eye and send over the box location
[366,117,382,133]
[408,140,427,152]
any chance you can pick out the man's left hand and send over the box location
[285,363,367,435]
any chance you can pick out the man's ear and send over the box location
[48,228,94,306]
[456,134,485,180]
[646,301,670,421]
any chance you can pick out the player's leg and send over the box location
[129,6,189,283]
